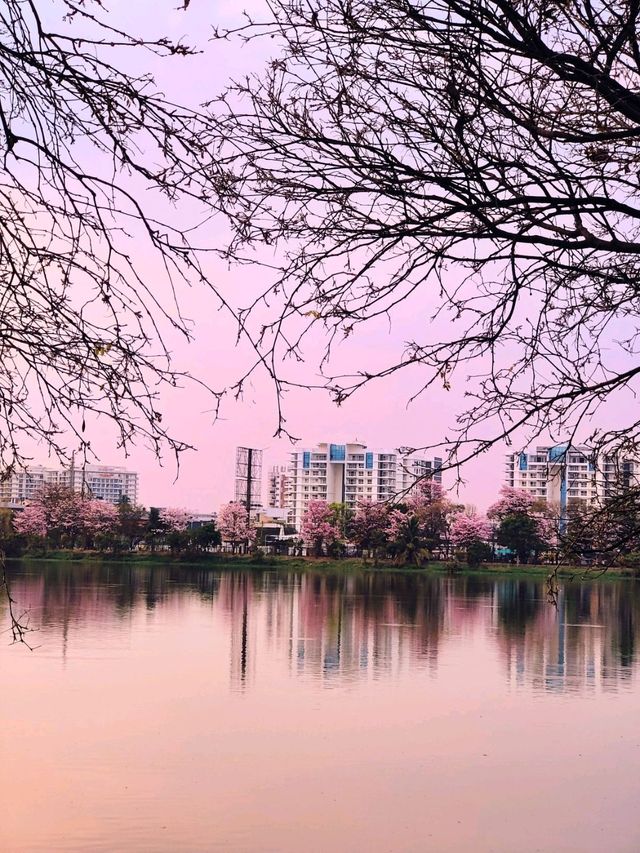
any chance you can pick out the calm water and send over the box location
[1,563,640,853]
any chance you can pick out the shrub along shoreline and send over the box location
[7,551,639,580]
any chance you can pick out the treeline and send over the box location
[5,482,640,569]
[2,486,253,557]
[300,483,640,569]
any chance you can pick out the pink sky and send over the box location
[25,1,628,513]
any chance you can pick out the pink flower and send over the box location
[218,501,254,546]
[487,486,537,519]
[300,500,340,554]
[160,506,190,531]
[450,514,492,547]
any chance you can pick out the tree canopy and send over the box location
[0,0,218,472]
[210,0,640,464]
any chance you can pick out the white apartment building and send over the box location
[267,465,289,509]
[286,441,442,531]
[0,466,56,507]
[505,443,636,511]
[61,465,139,504]
[0,464,139,507]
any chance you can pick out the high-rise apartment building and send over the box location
[0,464,139,507]
[285,441,442,531]
[0,466,57,507]
[267,465,289,509]
[505,443,636,510]
[62,465,139,505]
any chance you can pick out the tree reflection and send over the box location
[4,561,640,693]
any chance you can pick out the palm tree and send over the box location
[393,516,428,568]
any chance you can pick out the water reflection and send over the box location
[4,562,639,694]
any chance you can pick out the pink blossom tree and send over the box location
[450,515,492,548]
[388,480,461,561]
[158,506,191,555]
[218,501,254,553]
[301,500,340,557]
[160,507,190,531]
[13,486,122,549]
[13,503,47,540]
[80,500,119,549]
[487,486,551,563]
[82,500,119,532]
[30,485,85,547]
[450,514,493,566]
[349,500,389,564]
[487,486,538,518]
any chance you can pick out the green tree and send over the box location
[390,515,429,568]
[191,523,222,554]
[496,515,547,565]
[488,487,551,564]
[116,497,148,553]
[328,503,354,540]
[145,507,163,554]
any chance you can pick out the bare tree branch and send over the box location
[206,0,640,466]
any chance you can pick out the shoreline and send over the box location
[7,551,639,581]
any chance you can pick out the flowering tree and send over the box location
[80,500,119,548]
[349,500,389,564]
[451,515,492,548]
[26,485,86,547]
[388,480,461,562]
[488,487,550,564]
[160,507,190,532]
[487,486,538,518]
[13,503,47,540]
[218,502,254,553]
[12,486,121,549]
[153,507,191,554]
[83,500,118,530]
[450,514,492,567]
[301,500,340,557]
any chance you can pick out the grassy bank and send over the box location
[8,550,639,579]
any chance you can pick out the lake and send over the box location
[1,562,639,852]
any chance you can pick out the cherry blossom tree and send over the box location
[12,486,122,549]
[300,501,340,557]
[383,480,462,565]
[450,515,492,549]
[349,500,389,564]
[28,485,86,548]
[450,514,493,567]
[83,500,118,531]
[488,487,551,564]
[13,503,47,540]
[80,500,119,548]
[160,507,190,532]
[487,486,539,518]
[218,502,254,553]
[156,507,192,554]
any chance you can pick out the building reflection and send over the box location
[4,562,640,693]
